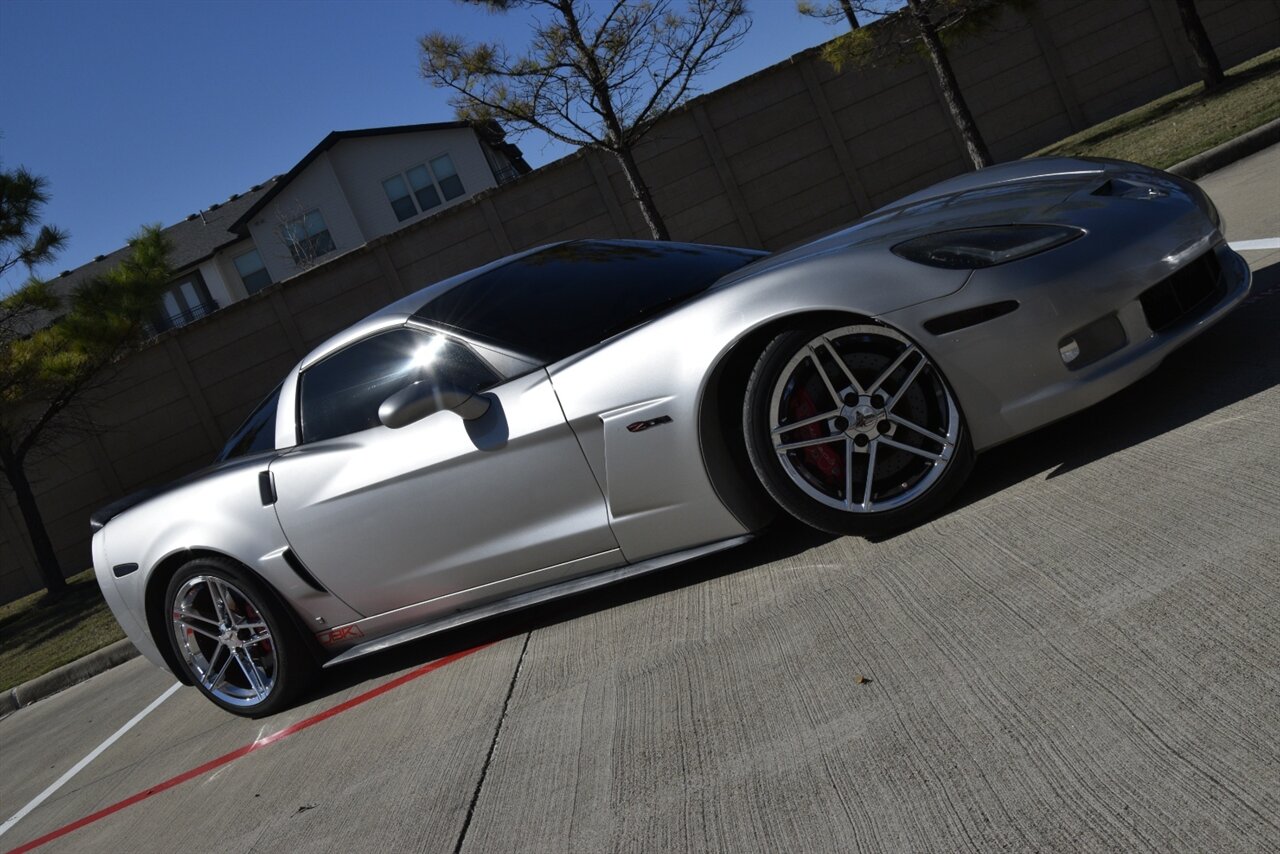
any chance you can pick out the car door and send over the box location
[268,326,619,618]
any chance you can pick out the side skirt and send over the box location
[323,534,753,668]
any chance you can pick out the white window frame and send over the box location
[233,247,272,294]
[381,154,465,223]
[281,209,335,266]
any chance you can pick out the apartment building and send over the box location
[50,121,528,333]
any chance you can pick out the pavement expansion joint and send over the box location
[452,631,530,854]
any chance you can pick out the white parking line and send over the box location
[1229,238,1280,252]
[0,682,181,841]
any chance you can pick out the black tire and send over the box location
[743,319,974,538]
[164,556,315,717]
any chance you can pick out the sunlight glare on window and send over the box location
[406,336,446,371]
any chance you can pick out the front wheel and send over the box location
[165,557,315,717]
[743,321,974,537]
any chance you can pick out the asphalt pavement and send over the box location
[2,146,1278,853]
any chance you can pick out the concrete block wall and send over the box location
[2,0,1278,599]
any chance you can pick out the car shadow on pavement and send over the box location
[951,259,1279,513]
[309,515,835,700]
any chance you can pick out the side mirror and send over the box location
[378,381,491,429]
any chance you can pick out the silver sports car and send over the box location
[92,157,1250,715]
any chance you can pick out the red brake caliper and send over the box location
[787,386,844,486]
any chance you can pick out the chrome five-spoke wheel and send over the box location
[171,575,278,708]
[164,557,313,716]
[744,321,973,536]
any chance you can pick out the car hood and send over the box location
[718,156,1136,286]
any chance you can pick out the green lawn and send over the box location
[0,569,125,692]
[1032,48,1280,168]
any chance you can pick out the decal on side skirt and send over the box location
[317,625,365,645]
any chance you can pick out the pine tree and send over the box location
[1,168,173,598]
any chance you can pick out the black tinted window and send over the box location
[299,328,498,443]
[216,383,282,462]
[411,241,760,362]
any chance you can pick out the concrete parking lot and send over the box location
[2,146,1278,853]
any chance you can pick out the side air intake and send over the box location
[283,549,327,593]
[923,300,1019,335]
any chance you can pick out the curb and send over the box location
[1,639,139,717]
[1168,117,1280,180]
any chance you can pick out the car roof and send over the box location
[409,239,761,362]
[299,239,760,369]
[297,242,559,371]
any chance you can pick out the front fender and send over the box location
[94,468,364,670]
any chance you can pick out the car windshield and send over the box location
[410,240,761,362]
[215,382,282,462]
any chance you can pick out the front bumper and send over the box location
[882,228,1251,452]
[93,530,173,675]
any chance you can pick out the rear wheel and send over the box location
[743,321,973,537]
[165,557,314,717]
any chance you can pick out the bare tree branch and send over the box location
[420,0,750,239]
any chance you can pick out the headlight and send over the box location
[892,225,1084,269]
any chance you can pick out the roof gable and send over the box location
[49,177,279,301]
[229,121,510,232]
[44,122,528,306]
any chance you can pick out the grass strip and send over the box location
[1032,48,1280,168]
[0,570,125,692]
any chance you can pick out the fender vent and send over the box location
[282,548,327,593]
[923,300,1019,335]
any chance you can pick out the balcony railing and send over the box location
[148,298,219,336]
[493,165,523,186]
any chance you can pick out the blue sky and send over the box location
[0,0,840,292]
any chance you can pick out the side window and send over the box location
[381,155,465,223]
[299,328,499,444]
[216,383,283,462]
[281,209,335,266]
[430,155,465,200]
[233,249,272,294]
